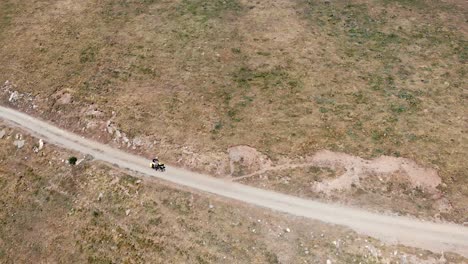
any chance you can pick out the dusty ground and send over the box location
[0,0,466,223]
[235,149,454,221]
[1,123,467,263]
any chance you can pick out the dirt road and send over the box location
[1,105,467,257]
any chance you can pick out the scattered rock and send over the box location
[13,140,25,149]
[3,81,35,106]
[1,80,12,90]
[33,139,45,153]
[85,121,99,130]
[132,137,144,147]
[400,254,408,264]
[106,121,116,134]
[38,139,44,150]
[105,121,135,147]
[114,130,122,139]
[333,240,340,249]
[439,254,447,263]
[365,244,381,258]
[8,91,21,102]
[434,198,453,213]
[82,105,104,117]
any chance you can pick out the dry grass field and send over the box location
[0,0,466,222]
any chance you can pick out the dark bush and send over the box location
[68,156,78,165]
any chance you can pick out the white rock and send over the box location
[38,139,44,150]
[125,209,131,216]
[114,130,122,139]
[85,109,104,117]
[57,93,72,105]
[439,253,447,263]
[13,140,25,149]
[326,259,332,264]
[209,204,214,209]
[0,129,5,139]
[106,125,114,134]
[98,192,104,201]
[132,137,143,146]
[86,121,98,129]
[285,228,291,233]
[9,91,20,102]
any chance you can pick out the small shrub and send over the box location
[68,156,78,165]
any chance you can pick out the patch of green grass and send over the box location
[390,104,406,113]
[231,47,241,53]
[211,121,223,133]
[319,107,329,113]
[179,0,243,21]
[222,66,304,125]
[80,46,99,63]
[232,66,302,92]
[314,96,335,105]
[371,130,385,141]
[382,0,427,8]
[100,0,160,22]
[256,51,271,56]
[0,1,15,39]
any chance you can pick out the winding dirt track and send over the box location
[1,105,467,257]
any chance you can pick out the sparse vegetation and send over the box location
[3,130,462,262]
[68,156,78,165]
[0,0,466,224]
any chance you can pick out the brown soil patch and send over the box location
[310,150,441,195]
[228,145,272,176]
